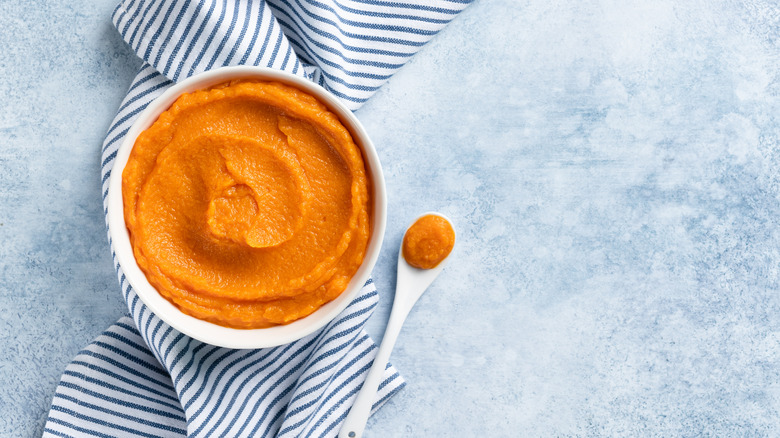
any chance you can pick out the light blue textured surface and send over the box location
[2,0,780,436]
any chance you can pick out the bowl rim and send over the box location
[106,66,387,349]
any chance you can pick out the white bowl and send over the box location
[107,66,386,349]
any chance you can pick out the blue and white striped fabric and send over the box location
[44,0,470,436]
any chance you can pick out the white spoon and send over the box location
[339,212,455,438]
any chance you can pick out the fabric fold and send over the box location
[44,0,471,436]
[111,0,471,109]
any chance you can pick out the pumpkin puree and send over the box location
[402,215,455,269]
[123,80,370,329]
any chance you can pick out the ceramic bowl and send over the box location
[107,66,386,349]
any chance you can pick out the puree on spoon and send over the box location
[122,80,370,329]
[402,214,455,269]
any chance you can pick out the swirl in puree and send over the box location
[122,81,370,329]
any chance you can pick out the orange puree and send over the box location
[122,80,370,329]
[402,215,455,269]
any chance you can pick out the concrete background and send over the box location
[1,0,780,436]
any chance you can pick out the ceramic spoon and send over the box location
[338,212,455,438]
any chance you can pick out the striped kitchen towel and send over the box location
[43,0,471,437]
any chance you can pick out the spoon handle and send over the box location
[339,302,411,438]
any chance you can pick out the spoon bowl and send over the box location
[392,212,455,318]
